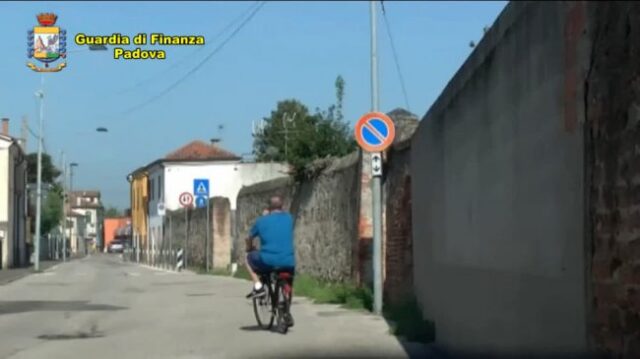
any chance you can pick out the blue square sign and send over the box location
[195,195,208,208]
[193,179,209,196]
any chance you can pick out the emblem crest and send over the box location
[27,13,67,72]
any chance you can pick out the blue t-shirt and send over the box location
[250,211,295,268]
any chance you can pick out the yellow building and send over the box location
[128,167,148,257]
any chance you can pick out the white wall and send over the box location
[164,162,289,210]
[0,145,10,268]
[142,161,289,253]
[0,143,9,223]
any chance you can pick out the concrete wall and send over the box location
[411,1,589,353]
[586,2,640,357]
[235,152,361,282]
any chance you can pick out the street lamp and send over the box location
[34,85,44,271]
[69,163,78,193]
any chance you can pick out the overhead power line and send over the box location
[122,1,266,116]
[117,1,263,95]
[380,1,411,112]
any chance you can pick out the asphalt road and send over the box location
[0,254,429,359]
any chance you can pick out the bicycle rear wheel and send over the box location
[253,284,274,329]
[275,283,290,334]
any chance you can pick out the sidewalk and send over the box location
[0,260,60,286]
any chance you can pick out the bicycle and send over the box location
[252,268,294,334]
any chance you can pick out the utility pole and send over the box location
[20,116,28,152]
[282,113,296,162]
[61,152,67,262]
[370,0,383,316]
[34,76,44,272]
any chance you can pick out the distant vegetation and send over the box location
[252,76,357,180]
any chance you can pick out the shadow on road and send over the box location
[0,301,127,316]
[239,325,265,332]
[152,281,205,286]
[186,293,215,297]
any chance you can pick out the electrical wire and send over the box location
[121,1,266,115]
[117,1,263,95]
[381,1,411,112]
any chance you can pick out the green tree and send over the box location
[26,153,63,235]
[252,76,356,179]
[40,186,63,235]
[26,152,61,184]
[105,207,121,217]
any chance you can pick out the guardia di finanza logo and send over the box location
[27,13,67,72]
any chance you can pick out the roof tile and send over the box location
[164,140,240,161]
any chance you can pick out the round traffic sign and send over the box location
[179,192,193,207]
[354,112,396,152]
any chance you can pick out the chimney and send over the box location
[1,118,8,136]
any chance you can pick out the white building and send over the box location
[142,140,289,253]
[0,118,27,269]
[69,190,102,253]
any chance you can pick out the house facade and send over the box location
[68,190,103,253]
[129,168,148,258]
[0,118,27,269]
[130,140,289,258]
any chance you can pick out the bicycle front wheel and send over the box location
[253,285,274,329]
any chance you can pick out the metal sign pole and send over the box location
[206,198,210,272]
[169,213,173,264]
[370,0,383,316]
[184,207,189,269]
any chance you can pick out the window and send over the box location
[150,178,154,200]
[158,176,162,200]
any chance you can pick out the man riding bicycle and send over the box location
[244,196,295,300]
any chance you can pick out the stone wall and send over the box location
[293,152,360,281]
[233,177,296,264]
[586,2,640,356]
[234,152,361,282]
[164,196,231,270]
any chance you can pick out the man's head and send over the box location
[268,196,284,212]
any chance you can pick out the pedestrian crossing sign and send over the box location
[193,179,209,196]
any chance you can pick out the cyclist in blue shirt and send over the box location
[244,196,296,298]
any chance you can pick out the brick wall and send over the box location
[587,2,640,356]
[383,109,419,305]
[384,139,413,305]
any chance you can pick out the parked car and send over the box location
[108,239,124,253]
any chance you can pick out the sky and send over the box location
[0,1,506,210]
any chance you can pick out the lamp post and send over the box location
[34,80,44,271]
[69,163,78,193]
[68,162,78,258]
